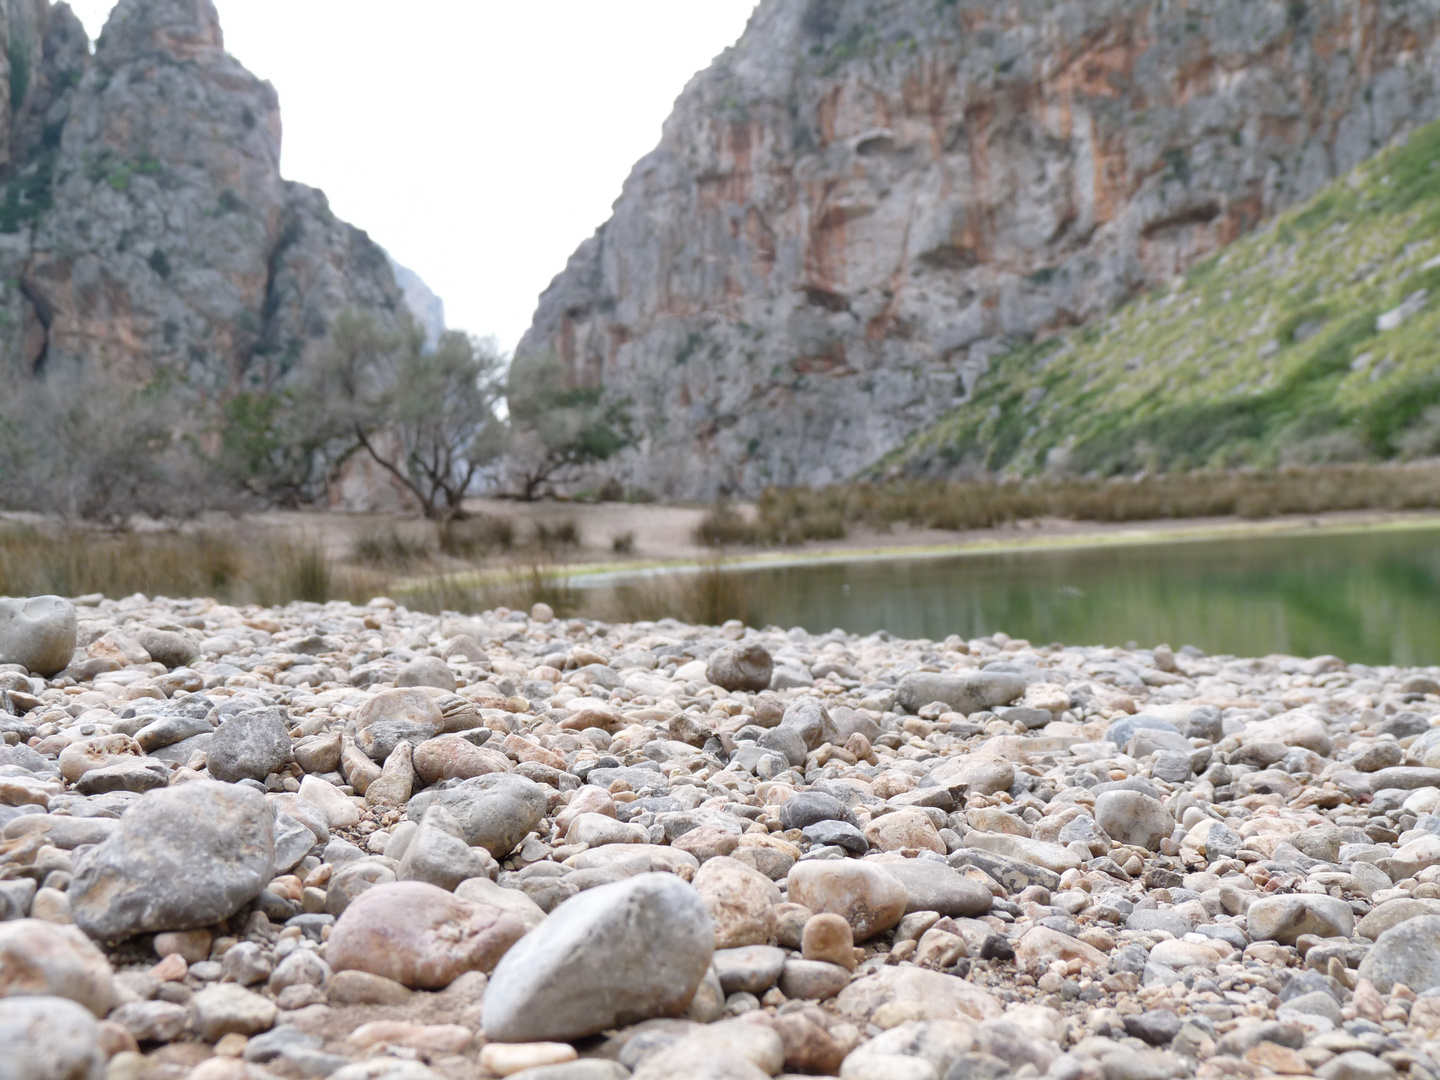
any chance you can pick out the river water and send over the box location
[616,525,1440,666]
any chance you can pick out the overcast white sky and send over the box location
[67,1,759,351]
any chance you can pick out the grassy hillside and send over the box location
[881,120,1440,479]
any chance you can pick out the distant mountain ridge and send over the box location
[0,0,435,391]
[517,0,1440,498]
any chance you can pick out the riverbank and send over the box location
[2,593,1440,1078]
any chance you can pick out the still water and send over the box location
[675,525,1440,667]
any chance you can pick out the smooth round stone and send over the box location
[153,929,211,965]
[881,860,994,917]
[412,735,511,784]
[711,945,786,995]
[134,629,199,670]
[778,958,851,1000]
[693,856,782,949]
[57,734,145,784]
[705,643,774,693]
[802,912,856,970]
[565,813,649,848]
[327,881,525,989]
[1094,790,1175,851]
[206,707,293,783]
[0,596,77,677]
[0,995,105,1080]
[397,657,457,692]
[355,688,444,751]
[778,792,848,831]
[834,967,1002,1024]
[0,919,114,1016]
[482,873,715,1043]
[479,1042,578,1077]
[69,780,274,942]
[864,808,946,854]
[454,877,547,932]
[503,1063,631,1080]
[1358,914,1440,992]
[1124,1010,1183,1045]
[786,861,908,941]
[297,775,362,829]
[1247,895,1355,945]
[930,754,1015,797]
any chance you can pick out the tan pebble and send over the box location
[213,1033,249,1058]
[479,1041,579,1076]
[154,929,213,965]
[324,969,413,1006]
[149,953,188,982]
[96,1020,139,1057]
[186,1060,251,1080]
[801,913,856,971]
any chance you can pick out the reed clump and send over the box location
[695,462,1440,546]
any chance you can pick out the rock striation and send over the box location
[0,0,409,391]
[518,0,1440,497]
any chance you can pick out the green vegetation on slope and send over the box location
[884,120,1440,478]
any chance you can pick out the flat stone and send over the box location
[963,832,1083,874]
[69,780,274,942]
[482,873,715,1042]
[327,881,525,989]
[325,969,414,1006]
[801,819,869,854]
[778,958,851,1000]
[190,983,277,1041]
[297,774,362,828]
[779,791,850,831]
[711,945,786,995]
[896,672,1025,716]
[412,735,511,784]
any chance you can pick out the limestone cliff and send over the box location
[518,0,1440,498]
[0,0,409,389]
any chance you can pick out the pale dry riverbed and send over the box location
[2,589,1440,1080]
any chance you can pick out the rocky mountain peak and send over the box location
[96,0,224,66]
[0,0,413,394]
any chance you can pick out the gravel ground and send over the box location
[4,592,1440,1080]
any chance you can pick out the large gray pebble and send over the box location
[1246,894,1354,945]
[406,774,548,858]
[883,860,993,917]
[69,780,275,941]
[1358,914,1440,992]
[705,643,773,692]
[206,707,293,783]
[0,596,77,678]
[1095,790,1175,851]
[895,671,1024,715]
[0,995,105,1079]
[482,872,715,1042]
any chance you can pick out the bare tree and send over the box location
[505,352,634,500]
[302,313,507,521]
[0,367,221,526]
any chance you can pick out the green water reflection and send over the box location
[718,526,1440,666]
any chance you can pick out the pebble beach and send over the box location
[4,591,1440,1080]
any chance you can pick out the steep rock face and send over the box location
[519,0,1440,498]
[0,0,408,389]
